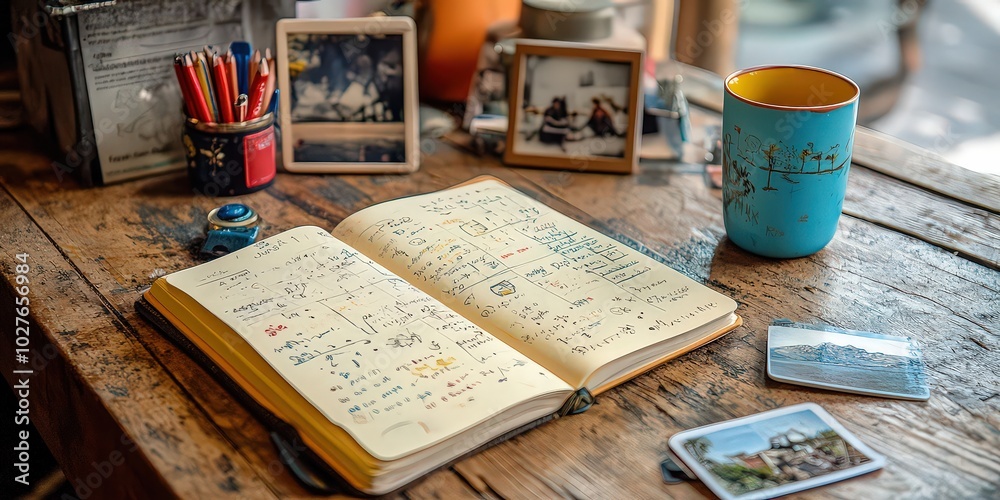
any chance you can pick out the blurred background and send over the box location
[733,0,999,176]
[3,0,995,175]
[298,0,999,176]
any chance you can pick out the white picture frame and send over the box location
[276,17,419,173]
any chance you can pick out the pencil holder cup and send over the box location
[722,65,859,258]
[183,113,276,196]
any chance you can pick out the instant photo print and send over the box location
[767,324,930,401]
[668,403,886,500]
[504,41,642,174]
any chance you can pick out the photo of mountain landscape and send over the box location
[767,325,929,400]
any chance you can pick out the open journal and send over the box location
[138,177,741,494]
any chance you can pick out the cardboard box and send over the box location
[10,0,293,185]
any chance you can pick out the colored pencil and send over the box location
[212,56,235,123]
[173,55,197,118]
[168,43,275,123]
[193,51,218,122]
[231,41,251,95]
[249,49,260,84]
[181,54,212,122]
[262,49,275,114]
[247,59,270,120]
[226,50,239,110]
[201,52,220,122]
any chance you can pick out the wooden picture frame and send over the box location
[276,17,419,173]
[504,41,643,174]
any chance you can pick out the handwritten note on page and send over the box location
[165,226,570,460]
[332,180,738,388]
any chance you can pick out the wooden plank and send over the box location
[852,127,1000,213]
[844,166,1000,270]
[0,189,274,499]
[1,132,997,498]
[404,469,484,499]
[0,170,331,496]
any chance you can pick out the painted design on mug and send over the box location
[723,124,851,226]
[722,125,759,226]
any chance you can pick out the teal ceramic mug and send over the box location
[722,65,859,258]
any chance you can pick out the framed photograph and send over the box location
[767,324,930,401]
[668,403,886,500]
[504,41,643,174]
[276,17,419,173]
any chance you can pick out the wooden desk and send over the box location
[1,122,997,498]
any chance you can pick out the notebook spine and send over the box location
[558,387,595,416]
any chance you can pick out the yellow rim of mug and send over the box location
[724,65,860,113]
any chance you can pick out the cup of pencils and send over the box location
[174,43,279,196]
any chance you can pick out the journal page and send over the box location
[164,226,570,460]
[331,179,737,388]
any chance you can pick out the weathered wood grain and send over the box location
[404,468,486,500]
[1,129,997,499]
[0,135,498,498]
[852,127,1000,213]
[844,166,1000,270]
[0,155,351,497]
[0,187,274,499]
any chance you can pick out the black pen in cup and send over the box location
[235,94,248,122]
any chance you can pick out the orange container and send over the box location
[417,0,520,102]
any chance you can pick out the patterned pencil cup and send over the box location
[183,113,276,197]
[722,66,859,258]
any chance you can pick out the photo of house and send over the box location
[683,409,872,496]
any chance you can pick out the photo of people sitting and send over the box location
[513,55,631,159]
